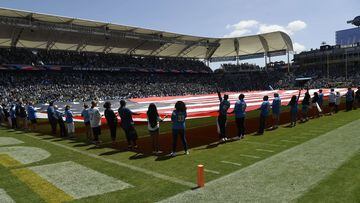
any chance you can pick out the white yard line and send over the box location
[242,141,285,147]
[0,189,14,203]
[239,154,261,159]
[23,134,196,188]
[220,161,242,167]
[161,119,360,202]
[255,149,275,153]
[204,169,220,175]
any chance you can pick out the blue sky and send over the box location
[0,0,359,68]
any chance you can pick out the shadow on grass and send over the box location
[129,153,151,160]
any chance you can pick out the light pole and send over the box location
[345,49,348,81]
[326,52,329,80]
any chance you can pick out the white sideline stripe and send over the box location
[161,119,360,203]
[23,134,196,188]
[0,189,14,203]
[29,161,132,199]
[239,154,260,159]
[242,141,284,147]
[255,149,274,153]
[0,137,24,146]
[280,140,298,143]
[0,146,51,165]
[220,161,242,167]
[204,169,220,175]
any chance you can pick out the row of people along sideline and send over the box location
[89,87,356,155]
[215,87,359,143]
[2,87,357,157]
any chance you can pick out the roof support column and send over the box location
[287,50,291,73]
[264,54,268,71]
[10,28,24,48]
[234,39,239,65]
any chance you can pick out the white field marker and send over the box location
[255,149,274,153]
[239,154,261,159]
[220,161,242,167]
[23,134,196,188]
[242,141,284,147]
[204,169,220,175]
[0,137,24,146]
[0,189,14,203]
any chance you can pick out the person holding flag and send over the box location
[271,93,281,129]
[216,87,230,142]
[229,94,247,140]
[256,96,270,135]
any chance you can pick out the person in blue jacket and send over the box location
[256,96,270,135]
[27,101,37,131]
[65,105,75,139]
[229,94,247,139]
[170,101,189,157]
[288,90,301,127]
[271,93,281,129]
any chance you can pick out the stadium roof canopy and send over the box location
[0,7,293,61]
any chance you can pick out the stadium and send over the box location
[0,3,359,203]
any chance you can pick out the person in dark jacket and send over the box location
[311,92,321,118]
[147,103,166,154]
[104,101,118,145]
[47,101,57,135]
[288,90,301,127]
[55,105,67,137]
[301,89,310,122]
[256,96,270,135]
[18,100,28,130]
[345,87,354,111]
[216,88,230,142]
[355,87,360,109]
[10,104,17,129]
[118,100,140,149]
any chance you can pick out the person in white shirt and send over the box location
[335,92,341,113]
[89,101,102,146]
[328,88,336,115]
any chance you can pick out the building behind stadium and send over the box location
[293,16,360,80]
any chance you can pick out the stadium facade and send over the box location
[336,27,360,46]
[293,44,360,79]
[0,7,293,66]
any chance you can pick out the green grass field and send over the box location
[0,109,359,202]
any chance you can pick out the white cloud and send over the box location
[287,20,307,33]
[258,24,288,35]
[224,29,252,38]
[225,20,307,37]
[231,20,259,30]
[293,42,306,53]
[224,20,259,37]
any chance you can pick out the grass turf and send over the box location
[0,108,359,202]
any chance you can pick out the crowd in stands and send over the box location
[221,63,261,72]
[0,70,289,104]
[0,48,212,73]
[0,48,360,106]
